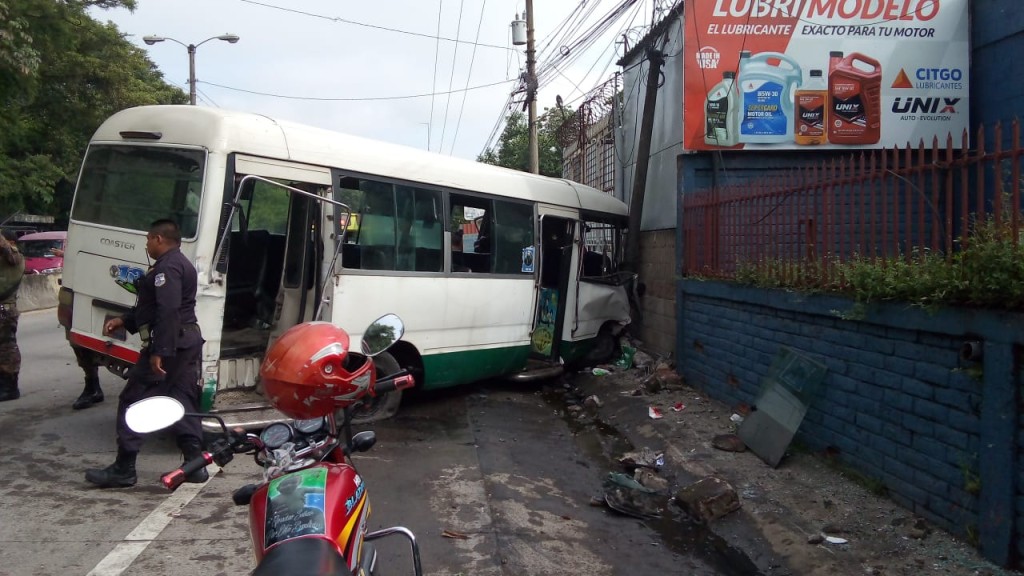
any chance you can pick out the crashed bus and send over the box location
[59,105,634,427]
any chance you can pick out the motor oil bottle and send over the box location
[794,69,827,145]
[737,51,802,144]
[828,52,882,145]
[704,71,738,147]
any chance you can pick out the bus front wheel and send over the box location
[348,351,404,424]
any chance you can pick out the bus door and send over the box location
[215,156,332,390]
[530,212,576,361]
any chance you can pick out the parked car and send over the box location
[17,231,66,274]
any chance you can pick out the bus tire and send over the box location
[585,324,619,365]
[348,351,403,424]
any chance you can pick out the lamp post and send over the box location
[143,34,240,105]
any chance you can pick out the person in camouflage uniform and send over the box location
[0,229,24,402]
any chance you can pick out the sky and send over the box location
[88,0,663,161]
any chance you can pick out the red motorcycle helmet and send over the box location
[259,321,375,419]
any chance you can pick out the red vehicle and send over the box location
[17,230,66,274]
[126,314,421,576]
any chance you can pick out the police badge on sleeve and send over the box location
[155,273,166,287]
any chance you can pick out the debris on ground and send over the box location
[711,434,747,452]
[673,476,741,523]
[601,472,665,519]
[619,447,664,471]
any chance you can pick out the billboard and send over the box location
[683,0,970,151]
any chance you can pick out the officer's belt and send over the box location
[139,322,200,345]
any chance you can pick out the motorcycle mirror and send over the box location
[125,396,186,433]
[360,313,405,356]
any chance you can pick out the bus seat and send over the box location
[227,229,271,295]
[361,245,395,270]
[415,247,441,272]
[342,243,361,269]
[254,234,286,322]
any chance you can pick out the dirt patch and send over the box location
[560,354,1019,576]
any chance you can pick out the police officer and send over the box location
[0,229,24,402]
[85,219,208,488]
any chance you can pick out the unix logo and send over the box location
[891,97,960,114]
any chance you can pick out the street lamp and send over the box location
[143,34,240,105]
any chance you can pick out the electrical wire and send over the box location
[238,0,514,52]
[197,78,517,101]
[429,0,444,152]
[449,0,488,156]
[438,0,466,154]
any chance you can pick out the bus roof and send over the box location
[91,105,627,217]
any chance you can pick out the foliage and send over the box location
[0,0,185,225]
[478,108,566,178]
[722,215,1024,311]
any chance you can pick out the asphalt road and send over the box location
[0,310,739,575]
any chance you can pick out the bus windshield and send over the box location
[71,144,205,237]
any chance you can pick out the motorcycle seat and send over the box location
[252,536,348,576]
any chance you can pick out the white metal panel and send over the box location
[234,155,331,185]
[332,274,535,354]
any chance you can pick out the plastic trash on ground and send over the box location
[613,345,636,369]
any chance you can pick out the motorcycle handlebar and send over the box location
[371,372,415,396]
[160,453,213,491]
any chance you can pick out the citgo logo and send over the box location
[892,68,913,89]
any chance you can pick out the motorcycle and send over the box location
[125,314,422,576]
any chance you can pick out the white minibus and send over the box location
[59,106,634,427]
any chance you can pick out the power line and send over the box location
[239,0,515,52]
[449,0,488,156]
[439,0,466,154]
[198,78,516,101]
[429,0,444,152]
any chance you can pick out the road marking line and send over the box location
[86,465,220,576]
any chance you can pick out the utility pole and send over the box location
[525,0,539,174]
[623,48,665,272]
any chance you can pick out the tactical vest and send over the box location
[0,249,24,303]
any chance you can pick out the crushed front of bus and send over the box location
[61,142,209,388]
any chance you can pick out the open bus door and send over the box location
[530,213,576,362]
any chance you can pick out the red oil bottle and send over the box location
[828,53,881,145]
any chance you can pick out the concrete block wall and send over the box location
[635,229,676,359]
[678,280,1022,568]
[16,274,59,312]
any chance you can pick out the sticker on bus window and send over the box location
[522,246,535,273]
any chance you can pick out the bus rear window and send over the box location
[72,144,205,237]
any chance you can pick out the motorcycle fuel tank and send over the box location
[248,463,370,569]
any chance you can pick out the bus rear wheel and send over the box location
[348,351,403,424]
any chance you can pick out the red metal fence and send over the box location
[683,121,1024,285]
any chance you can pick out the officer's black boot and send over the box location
[72,374,104,410]
[178,436,209,483]
[85,448,138,488]
[0,372,19,402]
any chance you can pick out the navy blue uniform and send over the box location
[116,246,204,452]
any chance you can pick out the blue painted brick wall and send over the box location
[678,281,1013,552]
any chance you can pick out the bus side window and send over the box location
[398,185,442,272]
[359,181,397,270]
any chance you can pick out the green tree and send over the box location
[478,109,565,178]
[0,0,186,225]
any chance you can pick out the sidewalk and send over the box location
[561,354,1017,576]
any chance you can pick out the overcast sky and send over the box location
[89,0,658,161]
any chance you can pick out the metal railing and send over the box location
[683,120,1024,286]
